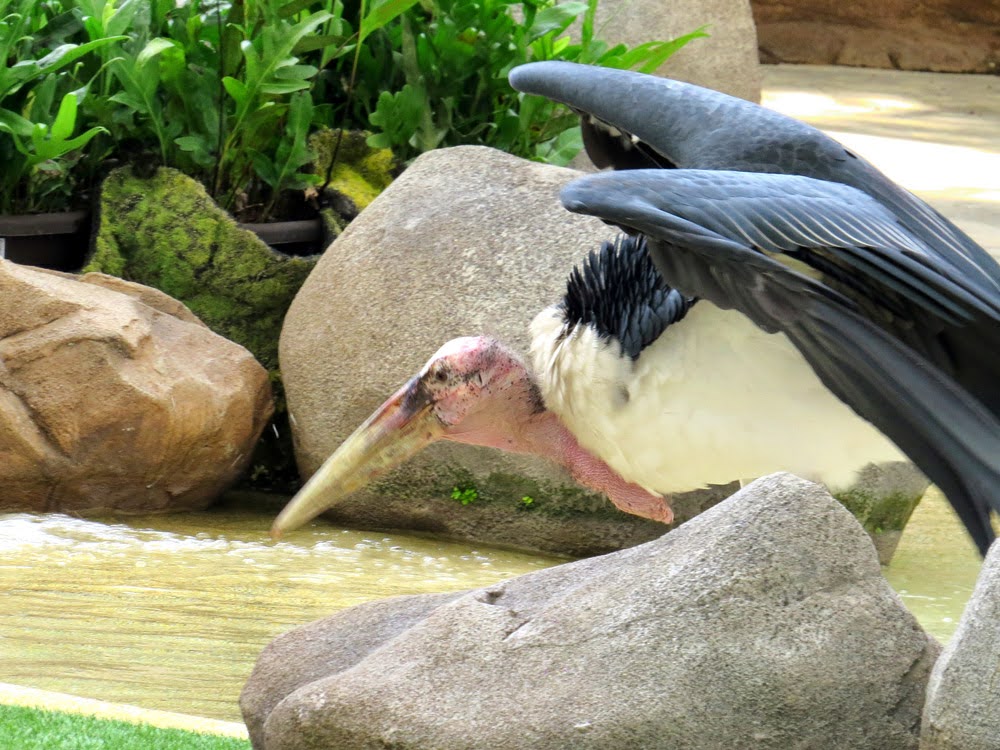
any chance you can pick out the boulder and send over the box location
[751,0,1000,73]
[86,165,319,490]
[591,0,761,102]
[240,592,464,748]
[921,541,1000,749]
[279,145,927,559]
[246,473,938,750]
[0,260,272,513]
[835,461,929,565]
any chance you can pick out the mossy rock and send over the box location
[303,444,740,559]
[833,461,929,564]
[310,128,396,215]
[86,167,317,375]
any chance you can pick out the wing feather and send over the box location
[509,61,1000,291]
[565,170,999,319]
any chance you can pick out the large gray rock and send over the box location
[246,473,937,750]
[241,592,464,748]
[921,541,1000,749]
[279,145,697,557]
[591,0,761,102]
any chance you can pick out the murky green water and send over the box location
[882,487,982,642]
[0,502,563,722]
[0,489,982,723]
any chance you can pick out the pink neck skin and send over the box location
[441,372,674,526]
[520,411,674,525]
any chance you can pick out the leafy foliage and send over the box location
[0,0,707,216]
[0,0,123,211]
[451,485,479,505]
[364,0,707,165]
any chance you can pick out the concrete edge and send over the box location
[0,682,248,740]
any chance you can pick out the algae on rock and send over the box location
[87,167,317,374]
[833,461,928,565]
[309,128,396,217]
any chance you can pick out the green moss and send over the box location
[357,147,396,190]
[426,468,621,520]
[87,167,316,375]
[328,166,382,209]
[309,128,395,212]
[320,208,346,240]
[834,488,923,534]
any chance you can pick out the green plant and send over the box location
[451,485,479,505]
[70,0,423,221]
[0,0,123,212]
[519,494,535,509]
[0,0,704,218]
[364,0,707,164]
[72,0,336,219]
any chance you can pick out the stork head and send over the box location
[271,336,544,537]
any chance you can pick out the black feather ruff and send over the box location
[561,234,696,360]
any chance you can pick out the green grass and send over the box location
[0,704,251,750]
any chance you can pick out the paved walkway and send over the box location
[762,64,1000,258]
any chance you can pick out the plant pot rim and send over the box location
[0,209,90,237]
[237,217,322,246]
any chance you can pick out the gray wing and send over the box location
[508,61,1000,291]
[561,169,1000,554]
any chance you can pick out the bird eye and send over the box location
[434,369,448,383]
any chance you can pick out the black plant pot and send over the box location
[0,210,91,271]
[238,217,325,257]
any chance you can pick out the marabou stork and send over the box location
[512,62,1000,553]
[273,64,1000,554]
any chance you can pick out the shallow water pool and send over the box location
[0,488,981,723]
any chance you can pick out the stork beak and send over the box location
[270,377,444,538]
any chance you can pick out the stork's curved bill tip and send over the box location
[269,376,446,538]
